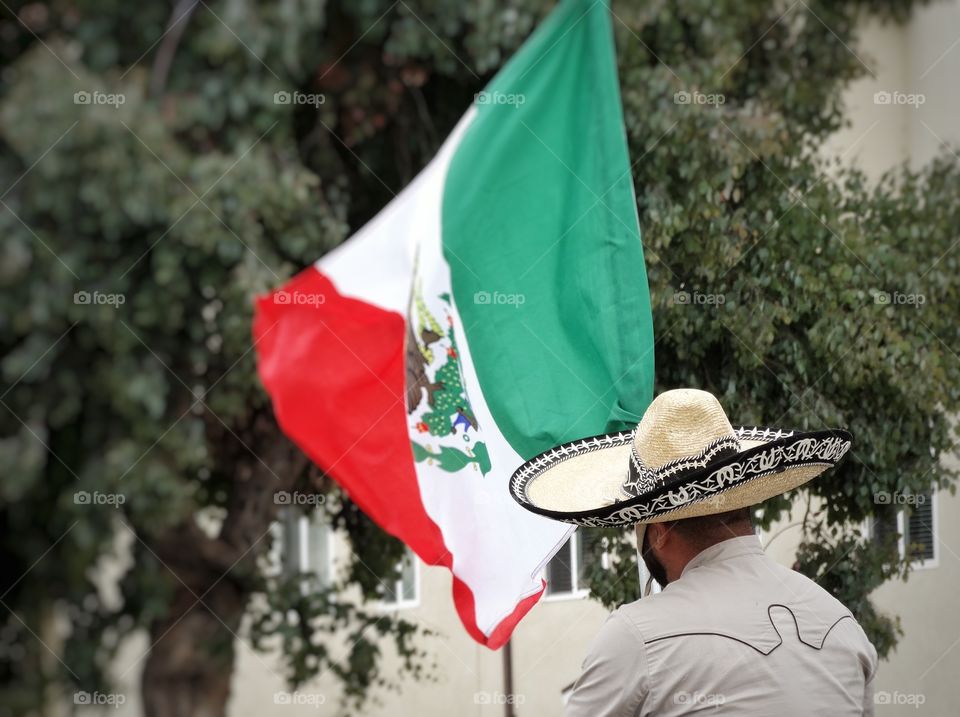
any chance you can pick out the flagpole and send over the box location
[636,523,646,598]
[637,544,643,591]
[502,638,517,717]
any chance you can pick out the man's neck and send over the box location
[666,530,757,583]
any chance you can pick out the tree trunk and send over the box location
[140,415,310,717]
[141,573,246,717]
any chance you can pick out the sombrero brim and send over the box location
[510,426,853,528]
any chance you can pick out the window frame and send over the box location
[276,508,336,590]
[906,491,939,570]
[377,548,421,611]
[865,490,939,570]
[542,530,597,602]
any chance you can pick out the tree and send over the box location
[1,1,958,716]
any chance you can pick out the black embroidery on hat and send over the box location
[622,435,741,498]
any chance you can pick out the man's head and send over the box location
[637,507,755,587]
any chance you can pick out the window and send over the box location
[278,508,334,587]
[544,529,605,599]
[869,489,938,569]
[379,547,419,609]
[905,492,937,565]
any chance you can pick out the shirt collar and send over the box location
[680,534,764,578]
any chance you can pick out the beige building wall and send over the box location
[92,5,960,716]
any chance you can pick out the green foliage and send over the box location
[247,569,434,713]
[0,0,957,714]
[580,528,642,608]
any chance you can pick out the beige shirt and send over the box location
[565,535,878,716]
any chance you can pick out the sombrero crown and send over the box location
[510,388,852,528]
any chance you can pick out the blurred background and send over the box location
[2,0,960,715]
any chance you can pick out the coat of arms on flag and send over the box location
[406,278,491,475]
[253,0,654,649]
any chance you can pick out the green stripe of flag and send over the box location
[442,0,654,459]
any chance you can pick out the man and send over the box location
[509,388,878,716]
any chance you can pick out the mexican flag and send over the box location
[254,0,654,649]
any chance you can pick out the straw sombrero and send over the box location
[509,388,852,528]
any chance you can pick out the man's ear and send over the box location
[649,521,675,549]
[647,522,665,548]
